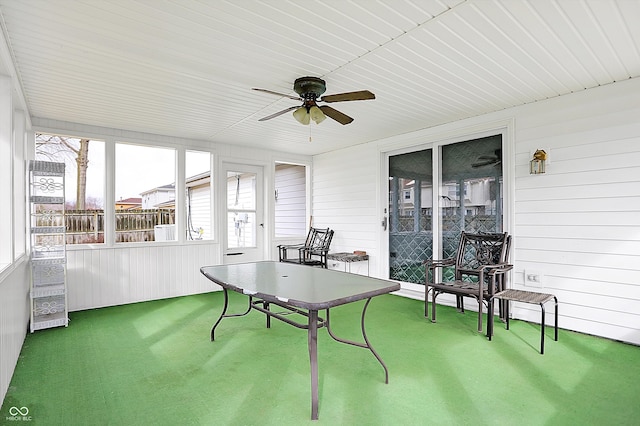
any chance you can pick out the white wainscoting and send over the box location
[66,243,221,311]
[0,259,30,403]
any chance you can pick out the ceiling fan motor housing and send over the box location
[294,77,326,99]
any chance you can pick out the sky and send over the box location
[53,139,210,205]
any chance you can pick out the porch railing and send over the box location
[63,209,175,244]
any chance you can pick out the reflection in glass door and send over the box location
[388,148,433,284]
[440,136,503,270]
[388,135,503,284]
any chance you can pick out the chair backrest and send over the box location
[303,227,320,247]
[308,228,334,252]
[455,232,510,280]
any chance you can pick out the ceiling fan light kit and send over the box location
[293,106,311,125]
[253,76,375,126]
[293,105,326,125]
[309,106,326,124]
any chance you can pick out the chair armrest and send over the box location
[424,258,456,269]
[480,263,513,275]
[278,243,305,250]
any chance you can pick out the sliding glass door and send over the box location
[388,135,503,284]
[388,148,433,283]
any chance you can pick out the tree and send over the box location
[35,134,91,209]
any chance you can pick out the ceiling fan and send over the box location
[252,76,375,125]
[472,149,502,168]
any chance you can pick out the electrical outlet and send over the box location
[524,270,543,288]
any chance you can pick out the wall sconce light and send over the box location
[530,149,547,174]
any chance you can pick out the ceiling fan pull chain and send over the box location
[309,122,313,142]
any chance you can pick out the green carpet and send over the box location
[2,292,639,425]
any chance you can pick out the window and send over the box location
[226,170,257,248]
[35,133,105,244]
[115,143,175,242]
[13,114,26,259]
[186,150,213,240]
[0,76,11,269]
[274,163,307,237]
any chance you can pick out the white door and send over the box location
[222,163,264,264]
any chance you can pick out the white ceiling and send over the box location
[0,0,638,156]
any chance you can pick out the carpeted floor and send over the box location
[2,292,639,425]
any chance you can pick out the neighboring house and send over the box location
[186,171,212,240]
[134,173,212,240]
[114,197,142,211]
[140,184,175,209]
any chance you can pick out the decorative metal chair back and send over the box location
[455,232,510,282]
[307,228,333,253]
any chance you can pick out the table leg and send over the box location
[211,288,230,341]
[325,298,390,384]
[308,309,319,420]
[210,290,253,341]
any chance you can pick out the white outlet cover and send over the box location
[524,269,543,287]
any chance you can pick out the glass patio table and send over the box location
[200,261,400,420]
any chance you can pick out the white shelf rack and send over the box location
[29,160,69,332]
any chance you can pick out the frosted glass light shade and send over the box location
[309,106,326,124]
[293,107,310,125]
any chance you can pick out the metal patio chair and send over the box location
[278,227,334,268]
[425,231,512,335]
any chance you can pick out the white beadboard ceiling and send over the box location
[0,0,638,155]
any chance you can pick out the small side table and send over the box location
[327,252,370,275]
[490,289,558,354]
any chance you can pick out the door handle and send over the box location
[381,216,387,231]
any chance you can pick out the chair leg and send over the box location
[431,290,437,323]
[477,300,483,333]
[424,286,429,318]
[505,300,510,330]
[487,297,494,341]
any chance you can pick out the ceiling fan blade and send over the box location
[319,105,354,125]
[258,106,299,121]
[471,161,494,168]
[320,90,375,103]
[252,88,301,101]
